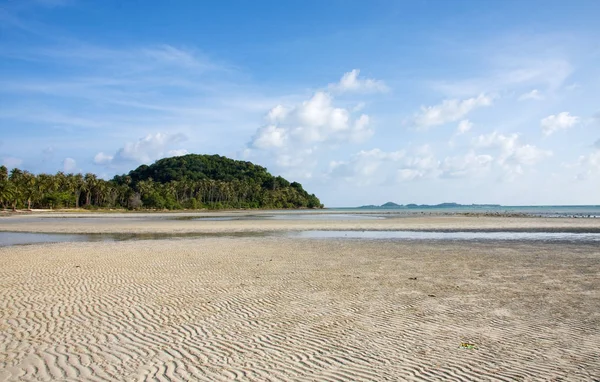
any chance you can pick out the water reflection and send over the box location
[291,230,600,242]
[3,229,600,247]
[186,214,384,221]
[0,231,269,247]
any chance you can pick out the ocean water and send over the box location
[332,205,600,218]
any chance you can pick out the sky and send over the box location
[1,0,599,207]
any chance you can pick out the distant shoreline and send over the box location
[3,212,600,235]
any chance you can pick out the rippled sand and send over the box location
[1,237,598,381]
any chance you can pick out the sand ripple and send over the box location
[1,238,599,381]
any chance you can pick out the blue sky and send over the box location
[1,0,599,206]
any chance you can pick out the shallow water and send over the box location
[0,231,269,247]
[3,229,600,247]
[291,230,600,242]
[0,232,100,246]
[188,214,384,221]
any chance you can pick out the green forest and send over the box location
[0,154,323,210]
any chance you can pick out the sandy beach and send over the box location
[1,216,599,381]
[2,212,600,234]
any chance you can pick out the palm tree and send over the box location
[82,173,96,206]
[0,166,10,209]
[8,169,24,210]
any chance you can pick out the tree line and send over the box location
[0,155,323,210]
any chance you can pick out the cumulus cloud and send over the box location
[570,140,600,180]
[328,146,443,184]
[94,132,188,166]
[456,119,473,135]
[328,69,388,94]
[541,112,579,136]
[93,152,114,165]
[2,157,23,169]
[396,145,441,181]
[472,131,551,165]
[571,151,600,181]
[251,92,372,148]
[518,89,543,101]
[252,125,287,149]
[62,157,77,173]
[472,131,551,180]
[328,130,551,186]
[328,148,406,184]
[441,151,493,178]
[248,91,373,178]
[414,94,492,129]
[167,149,190,157]
[473,131,520,151]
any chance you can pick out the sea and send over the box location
[331,205,600,218]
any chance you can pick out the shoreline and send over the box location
[2,213,600,234]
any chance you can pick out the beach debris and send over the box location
[409,277,417,280]
[428,294,436,297]
[459,342,478,350]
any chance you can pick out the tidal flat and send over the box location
[0,213,599,381]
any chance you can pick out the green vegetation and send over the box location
[0,154,323,210]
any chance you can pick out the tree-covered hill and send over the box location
[122,154,273,184]
[0,155,323,210]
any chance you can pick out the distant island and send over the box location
[358,202,502,209]
[0,154,323,210]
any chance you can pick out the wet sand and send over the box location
[2,212,600,234]
[1,231,599,380]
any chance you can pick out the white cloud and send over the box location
[329,128,553,186]
[414,94,492,129]
[93,152,113,165]
[508,144,551,166]
[62,157,77,172]
[397,169,424,182]
[328,148,406,184]
[441,151,493,178]
[328,69,388,94]
[2,157,23,169]
[472,131,551,180]
[94,132,188,166]
[571,151,600,181]
[398,145,441,181]
[541,112,580,136]
[518,89,543,101]
[328,146,442,184]
[252,125,287,149]
[473,131,520,152]
[167,149,189,157]
[331,145,495,183]
[249,91,373,177]
[252,92,372,147]
[456,119,473,134]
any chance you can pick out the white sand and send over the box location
[1,235,599,381]
[2,213,600,234]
